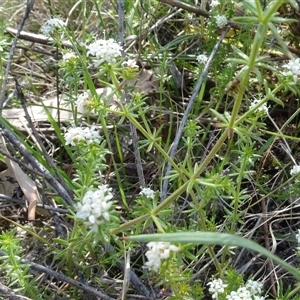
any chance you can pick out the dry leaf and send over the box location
[0,135,46,220]
[129,69,159,94]
[3,88,122,130]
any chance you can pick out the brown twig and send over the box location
[159,0,209,17]
[0,125,73,206]
[0,250,115,300]
[0,0,35,113]
[261,198,277,297]
[5,26,73,48]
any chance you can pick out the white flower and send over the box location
[253,297,265,300]
[207,278,228,299]
[122,59,139,69]
[75,91,92,113]
[215,15,228,28]
[139,187,156,199]
[290,164,300,176]
[41,17,65,36]
[226,287,252,300]
[76,185,114,232]
[62,51,77,62]
[144,242,179,272]
[245,279,263,295]
[197,54,208,64]
[296,229,300,243]
[296,229,300,250]
[249,99,269,114]
[210,0,220,9]
[283,58,300,82]
[87,39,122,66]
[226,291,239,300]
[64,126,100,146]
[236,287,252,299]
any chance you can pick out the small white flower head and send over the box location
[226,291,238,300]
[296,229,300,243]
[64,125,100,146]
[122,59,139,69]
[253,296,265,300]
[87,39,122,66]
[249,99,269,114]
[207,278,228,299]
[144,242,179,272]
[210,0,220,10]
[215,15,228,28]
[41,17,65,37]
[197,54,208,64]
[245,279,263,295]
[236,287,252,299]
[76,185,114,232]
[75,91,92,113]
[282,58,300,83]
[62,51,77,62]
[139,187,156,199]
[290,164,300,176]
[296,229,300,250]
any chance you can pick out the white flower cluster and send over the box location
[207,278,228,299]
[215,15,228,28]
[207,278,264,300]
[296,229,300,250]
[245,280,263,296]
[197,54,208,64]
[122,59,139,69]
[249,99,269,114]
[282,58,300,82]
[76,185,114,232]
[144,242,179,272]
[87,39,122,66]
[75,91,91,113]
[41,17,65,37]
[290,164,300,176]
[62,51,77,62]
[64,126,100,146]
[139,187,156,199]
[210,0,220,10]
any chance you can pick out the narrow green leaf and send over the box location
[126,232,300,280]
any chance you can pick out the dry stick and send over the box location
[261,198,276,297]
[0,281,32,300]
[0,251,115,300]
[0,0,35,113]
[0,125,73,206]
[159,0,209,17]
[0,194,69,213]
[113,1,151,298]
[14,77,74,199]
[118,0,145,188]
[161,27,230,202]
[5,26,73,48]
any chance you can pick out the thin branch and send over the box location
[14,77,74,199]
[0,125,73,206]
[0,0,35,113]
[159,0,209,17]
[117,0,145,188]
[161,27,230,201]
[5,26,73,48]
[0,251,115,300]
[0,281,31,300]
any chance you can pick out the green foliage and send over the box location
[2,0,300,298]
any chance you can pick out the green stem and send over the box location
[110,129,229,234]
